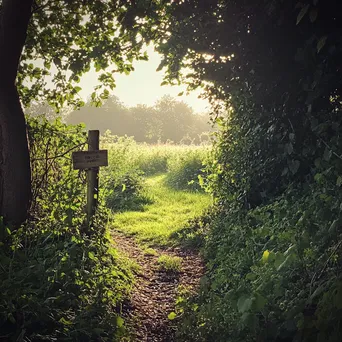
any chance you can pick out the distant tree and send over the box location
[24,100,66,121]
[66,95,129,135]
[129,104,162,142]
[66,94,212,144]
[155,95,195,142]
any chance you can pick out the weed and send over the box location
[143,247,159,256]
[158,255,182,273]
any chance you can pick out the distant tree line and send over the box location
[25,95,212,144]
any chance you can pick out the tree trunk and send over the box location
[0,86,31,225]
[0,0,33,225]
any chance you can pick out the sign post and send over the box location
[72,130,108,226]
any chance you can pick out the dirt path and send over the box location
[112,231,205,342]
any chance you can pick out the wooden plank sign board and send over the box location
[72,150,108,170]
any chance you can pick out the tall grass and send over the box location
[100,133,211,199]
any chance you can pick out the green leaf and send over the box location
[116,316,124,328]
[168,312,177,320]
[198,174,204,187]
[337,176,342,187]
[88,251,95,260]
[285,143,293,155]
[246,273,257,281]
[284,244,296,257]
[274,253,285,269]
[252,293,267,311]
[317,36,327,53]
[329,219,339,234]
[59,317,73,325]
[237,295,252,313]
[296,4,310,25]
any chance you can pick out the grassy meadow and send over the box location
[100,134,212,246]
[110,175,211,245]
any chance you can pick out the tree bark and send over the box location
[0,0,33,225]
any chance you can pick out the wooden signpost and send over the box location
[72,130,108,225]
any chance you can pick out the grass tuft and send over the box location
[158,255,182,273]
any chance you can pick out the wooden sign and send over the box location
[72,150,108,170]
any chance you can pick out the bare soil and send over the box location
[112,231,205,342]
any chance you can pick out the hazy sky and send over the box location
[78,45,210,114]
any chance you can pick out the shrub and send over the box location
[165,148,209,191]
[101,135,151,211]
[0,117,133,341]
[103,170,152,211]
[176,106,342,341]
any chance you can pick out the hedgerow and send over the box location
[0,117,133,341]
[152,1,342,341]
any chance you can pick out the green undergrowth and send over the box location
[175,183,342,342]
[172,99,342,341]
[110,174,212,246]
[0,218,134,341]
[0,117,134,341]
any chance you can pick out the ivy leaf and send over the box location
[285,143,293,155]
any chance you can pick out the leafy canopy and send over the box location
[18,0,167,111]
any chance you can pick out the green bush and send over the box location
[103,170,152,211]
[175,102,342,341]
[165,148,209,191]
[0,117,133,341]
[101,134,151,211]
[177,182,342,342]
